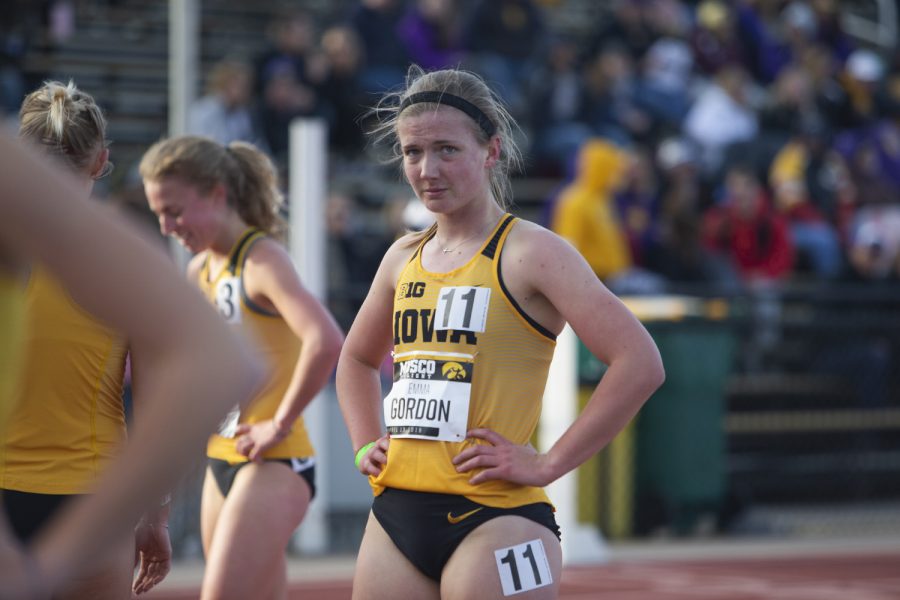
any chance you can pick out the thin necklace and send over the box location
[436,218,497,254]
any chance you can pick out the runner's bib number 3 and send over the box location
[214,276,241,435]
[215,276,242,324]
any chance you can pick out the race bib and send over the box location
[214,276,242,324]
[495,539,553,596]
[217,405,241,438]
[434,286,490,332]
[383,354,474,442]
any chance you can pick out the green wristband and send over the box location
[354,441,377,469]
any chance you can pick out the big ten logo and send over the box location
[397,281,426,300]
[398,358,436,379]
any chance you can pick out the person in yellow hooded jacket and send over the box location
[550,139,665,293]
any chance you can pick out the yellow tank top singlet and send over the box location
[200,229,314,463]
[373,215,557,508]
[1,267,127,494]
[0,274,25,437]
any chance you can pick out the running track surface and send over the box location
[146,551,900,599]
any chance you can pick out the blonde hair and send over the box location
[368,65,523,243]
[18,80,109,175]
[139,136,286,237]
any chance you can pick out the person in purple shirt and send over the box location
[397,0,463,71]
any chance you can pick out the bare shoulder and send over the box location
[497,218,601,335]
[376,232,424,287]
[384,232,423,263]
[507,218,569,249]
[244,236,289,263]
[504,218,651,366]
[504,218,584,274]
[242,236,297,278]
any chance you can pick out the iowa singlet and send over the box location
[0,274,25,435]
[373,215,556,508]
[1,267,127,494]
[199,229,314,463]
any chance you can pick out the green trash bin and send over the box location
[639,318,735,534]
[582,296,736,537]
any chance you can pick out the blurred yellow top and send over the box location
[1,267,127,494]
[0,274,25,436]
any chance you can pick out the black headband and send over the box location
[399,91,496,137]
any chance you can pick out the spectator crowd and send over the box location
[3,0,900,296]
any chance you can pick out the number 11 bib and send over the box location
[383,286,490,441]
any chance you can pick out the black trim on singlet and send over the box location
[237,234,280,317]
[227,228,260,275]
[208,229,278,318]
[481,215,515,260]
[491,217,557,341]
[409,228,438,264]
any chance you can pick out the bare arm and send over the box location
[335,238,416,474]
[454,223,664,486]
[0,131,262,597]
[233,240,344,461]
[128,351,172,595]
[535,236,664,481]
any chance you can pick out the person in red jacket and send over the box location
[702,164,795,282]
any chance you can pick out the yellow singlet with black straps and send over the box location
[373,215,556,508]
[0,267,127,494]
[200,229,314,463]
[0,274,25,436]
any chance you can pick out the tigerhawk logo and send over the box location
[441,361,467,381]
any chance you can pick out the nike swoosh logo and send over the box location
[447,507,484,524]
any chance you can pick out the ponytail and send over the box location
[224,142,286,238]
[140,136,286,238]
[19,80,109,175]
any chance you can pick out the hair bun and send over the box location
[51,85,69,103]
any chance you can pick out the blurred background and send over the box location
[3,0,898,563]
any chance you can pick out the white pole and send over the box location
[289,118,329,554]
[168,0,197,137]
[878,0,898,49]
[540,325,609,564]
[167,0,198,271]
